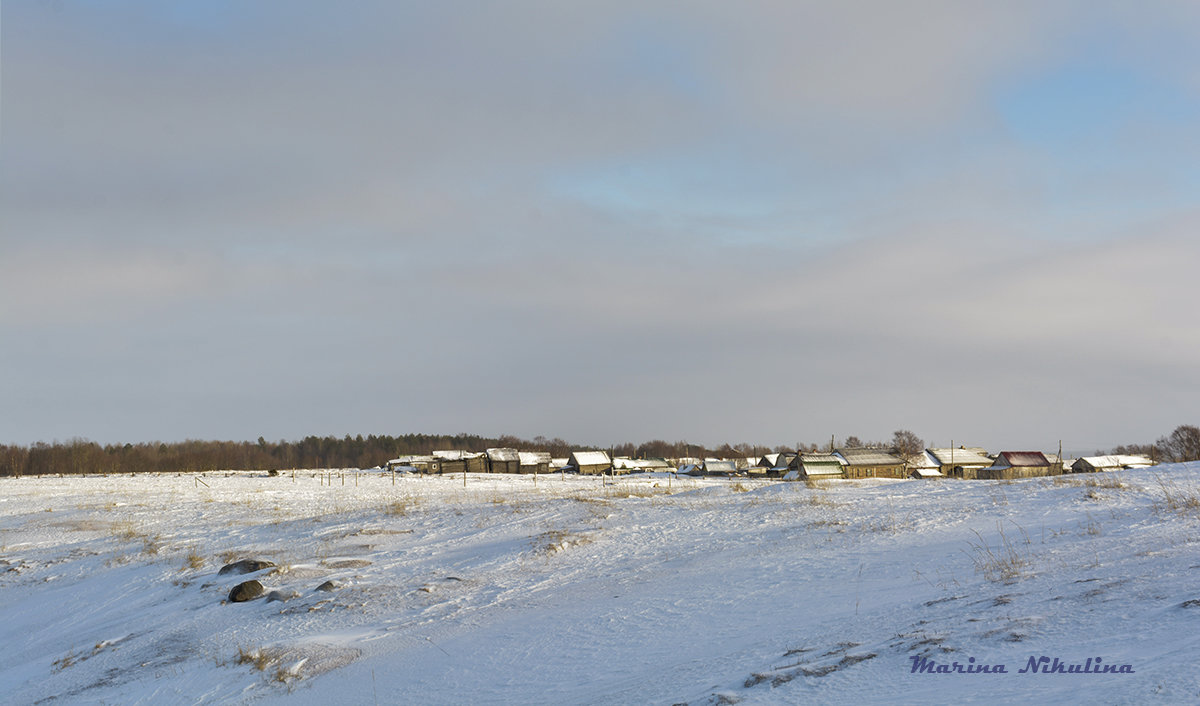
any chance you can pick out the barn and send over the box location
[486,448,521,474]
[433,450,487,474]
[518,451,551,475]
[567,451,612,475]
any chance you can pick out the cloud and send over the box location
[3,2,1199,449]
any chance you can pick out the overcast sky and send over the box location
[3,1,1199,453]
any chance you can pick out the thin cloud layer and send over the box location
[3,2,1198,451]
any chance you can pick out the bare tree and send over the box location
[892,429,925,470]
[1157,425,1200,463]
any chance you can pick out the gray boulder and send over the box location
[218,559,275,576]
[228,580,264,603]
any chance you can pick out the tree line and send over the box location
[1,425,1196,477]
[0,434,784,477]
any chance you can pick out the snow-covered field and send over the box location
[3,465,1200,704]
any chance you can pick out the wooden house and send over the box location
[977,451,1061,480]
[835,448,906,479]
[612,457,673,473]
[433,450,487,474]
[702,458,738,476]
[567,451,612,475]
[798,453,844,480]
[927,447,994,479]
[486,448,521,474]
[518,451,551,475]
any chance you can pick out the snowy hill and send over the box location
[3,466,1199,704]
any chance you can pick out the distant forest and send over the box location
[0,434,792,477]
[1,425,1195,477]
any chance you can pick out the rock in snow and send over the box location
[228,580,265,603]
[218,559,275,576]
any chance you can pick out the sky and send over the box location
[3,1,1199,454]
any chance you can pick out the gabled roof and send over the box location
[703,459,738,472]
[910,467,944,478]
[388,455,436,465]
[433,450,484,460]
[906,450,941,470]
[927,448,993,467]
[992,451,1051,468]
[486,448,520,462]
[800,453,841,465]
[837,448,903,466]
[518,451,551,465]
[568,451,611,466]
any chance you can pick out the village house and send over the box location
[977,451,1061,480]
[927,447,994,479]
[518,451,552,474]
[835,448,906,479]
[433,450,487,474]
[796,453,845,480]
[702,458,738,476]
[612,457,673,473]
[567,451,612,475]
[907,450,944,479]
[486,448,521,474]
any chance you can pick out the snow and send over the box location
[4,466,1200,704]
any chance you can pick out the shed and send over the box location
[386,455,440,474]
[486,448,521,474]
[1071,455,1155,473]
[567,451,612,475]
[835,448,905,479]
[518,451,552,475]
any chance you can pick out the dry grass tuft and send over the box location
[183,547,204,570]
[1153,475,1200,517]
[966,522,1033,583]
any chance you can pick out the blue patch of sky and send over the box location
[545,150,854,253]
[990,46,1200,241]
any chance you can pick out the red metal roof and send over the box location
[996,451,1051,467]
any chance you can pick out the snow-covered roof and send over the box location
[485,448,520,462]
[569,451,611,466]
[837,448,903,466]
[910,467,944,478]
[1074,455,1154,470]
[518,451,551,465]
[992,451,1052,468]
[907,450,941,470]
[387,455,436,465]
[800,453,841,466]
[927,448,993,467]
[703,459,738,472]
[433,450,484,460]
